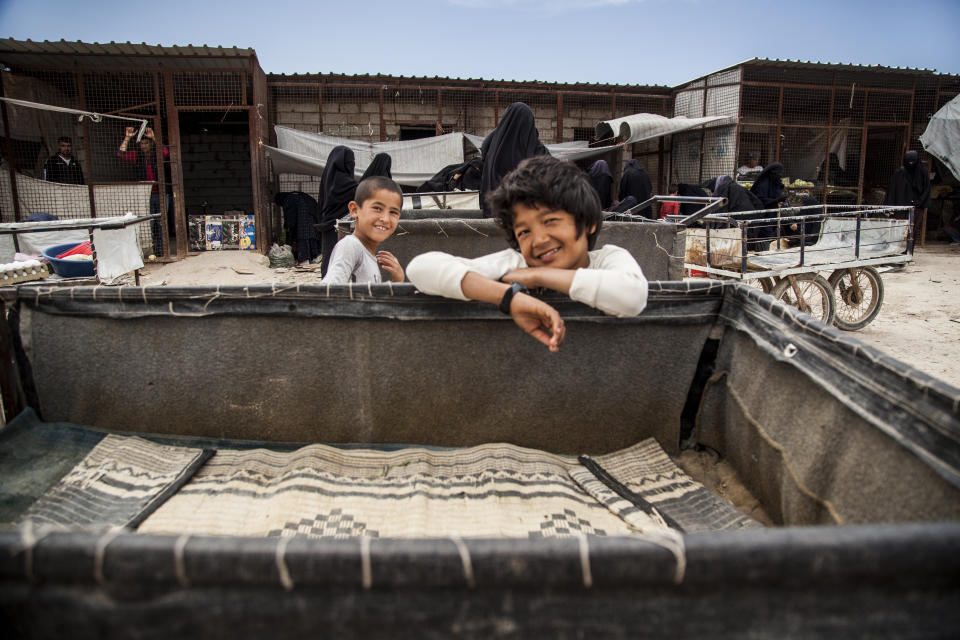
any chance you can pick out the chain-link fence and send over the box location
[1,55,268,260]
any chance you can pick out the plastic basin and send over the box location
[41,242,95,278]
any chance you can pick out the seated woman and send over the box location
[618,159,653,218]
[587,159,614,210]
[781,196,823,248]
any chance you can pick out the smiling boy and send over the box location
[321,176,405,284]
[407,155,648,351]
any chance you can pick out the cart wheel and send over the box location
[744,277,775,294]
[770,274,836,325]
[828,267,884,331]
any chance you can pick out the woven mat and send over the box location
[138,438,755,539]
[18,434,211,530]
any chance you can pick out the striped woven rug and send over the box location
[136,438,757,539]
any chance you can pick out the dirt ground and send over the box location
[137,242,960,388]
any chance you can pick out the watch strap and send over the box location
[498,281,528,314]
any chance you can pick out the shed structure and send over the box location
[0,39,273,260]
[670,58,960,205]
[266,73,675,203]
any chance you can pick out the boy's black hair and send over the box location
[486,154,602,250]
[57,136,72,144]
[355,176,403,207]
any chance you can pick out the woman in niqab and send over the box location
[479,102,548,216]
[587,159,614,210]
[318,145,359,276]
[361,152,393,180]
[618,159,653,217]
[884,150,931,241]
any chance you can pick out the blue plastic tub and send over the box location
[41,242,95,278]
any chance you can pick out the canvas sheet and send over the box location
[268,128,626,184]
[137,438,756,540]
[595,113,737,146]
[18,434,211,530]
[747,217,909,270]
[920,93,960,182]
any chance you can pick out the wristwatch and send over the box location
[498,281,528,314]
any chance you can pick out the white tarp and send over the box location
[595,113,737,146]
[0,214,145,280]
[267,127,478,187]
[268,127,621,184]
[920,94,960,182]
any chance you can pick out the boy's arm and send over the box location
[408,250,564,351]
[460,272,565,352]
[505,246,648,318]
[569,245,648,317]
[406,249,522,300]
[320,240,355,284]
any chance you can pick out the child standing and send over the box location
[407,155,648,352]
[321,176,405,284]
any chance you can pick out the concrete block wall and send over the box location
[180,131,253,215]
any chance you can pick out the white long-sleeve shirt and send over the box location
[406,244,648,317]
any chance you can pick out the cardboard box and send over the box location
[188,215,206,251]
[239,214,256,250]
[205,215,222,250]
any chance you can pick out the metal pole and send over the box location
[0,75,23,222]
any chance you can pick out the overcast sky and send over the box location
[2,0,958,86]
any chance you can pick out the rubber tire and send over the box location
[744,277,775,294]
[828,266,884,331]
[770,273,836,325]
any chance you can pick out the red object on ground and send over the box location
[55,242,92,259]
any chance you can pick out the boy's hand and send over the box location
[502,267,541,290]
[509,293,565,352]
[502,266,576,296]
[144,127,155,139]
[377,250,404,282]
[124,126,136,138]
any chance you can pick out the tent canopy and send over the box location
[595,113,736,146]
[920,94,960,182]
[267,113,739,184]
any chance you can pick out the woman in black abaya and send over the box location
[318,145,359,276]
[884,150,931,242]
[479,102,548,216]
[749,162,788,209]
[587,159,614,210]
[618,159,653,218]
[361,152,393,180]
[275,191,321,266]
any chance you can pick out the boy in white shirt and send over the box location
[407,155,648,352]
[321,176,405,284]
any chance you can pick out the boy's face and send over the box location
[349,188,403,248]
[512,203,593,270]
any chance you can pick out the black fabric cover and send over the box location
[587,160,614,210]
[361,152,392,181]
[479,102,548,215]
[275,191,321,263]
[417,158,482,193]
[2,280,960,638]
[677,183,708,217]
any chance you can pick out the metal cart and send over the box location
[679,203,915,329]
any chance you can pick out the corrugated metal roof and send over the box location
[675,57,958,89]
[268,71,673,94]
[0,38,258,70]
